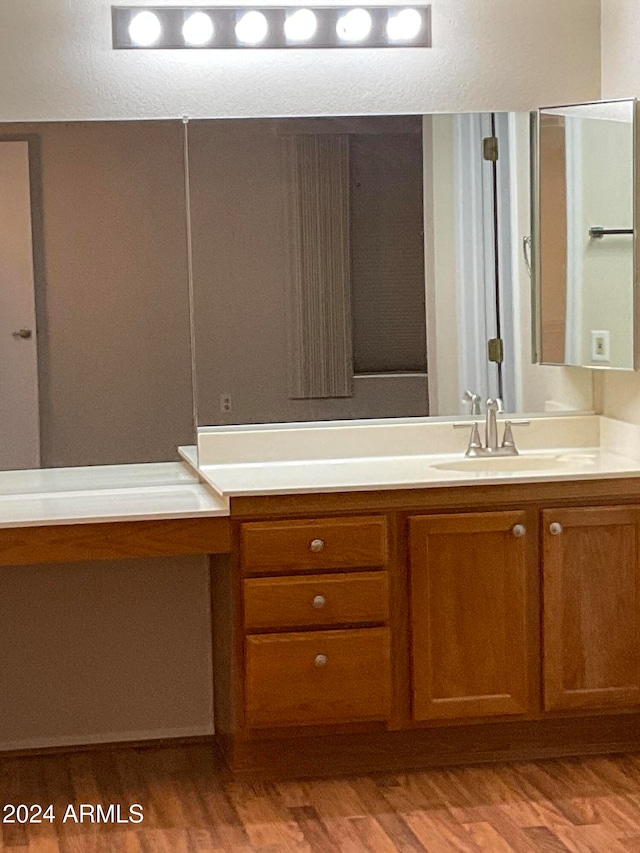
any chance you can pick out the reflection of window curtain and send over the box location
[285,134,354,399]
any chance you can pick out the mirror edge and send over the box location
[635,99,640,370]
[530,109,541,365]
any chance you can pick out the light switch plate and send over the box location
[591,330,610,363]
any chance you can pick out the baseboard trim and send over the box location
[1,727,215,758]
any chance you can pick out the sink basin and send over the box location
[433,455,580,473]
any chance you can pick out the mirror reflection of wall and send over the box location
[537,100,636,369]
[0,121,195,470]
[188,113,594,428]
[188,117,429,426]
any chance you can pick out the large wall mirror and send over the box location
[533,99,638,369]
[0,113,597,475]
[0,120,195,471]
[187,112,593,432]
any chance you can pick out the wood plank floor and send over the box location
[4,745,640,851]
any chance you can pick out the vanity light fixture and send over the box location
[235,10,269,45]
[182,11,215,45]
[112,6,431,49]
[336,8,373,43]
[128,10,163,46]
[387,7,423,41]
[284,8,318,43]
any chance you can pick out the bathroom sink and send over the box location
[432,455,582,473]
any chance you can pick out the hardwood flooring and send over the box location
[4,744,640,851]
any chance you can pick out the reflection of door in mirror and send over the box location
[0,141,40,469]
[537,100,636,370]
[539,115,568,364]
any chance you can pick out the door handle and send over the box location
[12,329,32,339]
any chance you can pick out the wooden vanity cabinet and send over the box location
[240,515,392,730]
[410,510,536,720]
[542,506,640,711]
[213,483,640,777]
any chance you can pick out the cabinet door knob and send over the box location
[312,595,326,609]
[512,524,526,538]
[314,654,328,668]
[549,522,563,535]
[310,538,325,553]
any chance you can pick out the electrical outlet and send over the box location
[220,394,232,414]
[591,330,610,363]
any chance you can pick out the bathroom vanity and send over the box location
[185,414,640,778]
[6,414,640,779]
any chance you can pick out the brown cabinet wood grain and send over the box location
[543,506,640,711]
[410,511,534,721]
[240,515,388,575]
[243,571,388,632]
[245,627,391,728]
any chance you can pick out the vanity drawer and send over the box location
[245,628,391,728]
[244,571,388,631]
[240,516,388,575]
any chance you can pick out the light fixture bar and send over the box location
[112,6,431,49]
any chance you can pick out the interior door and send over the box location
[0,140,40,469]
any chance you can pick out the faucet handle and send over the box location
[452,422,483,455]
[501,419,531,450]
[466,422,483,455]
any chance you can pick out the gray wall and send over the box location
[0,556,212,750]
[5,121,196,468]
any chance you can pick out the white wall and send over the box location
[0,0,601,121]
[577,118,634,368]
[600,2,640,422]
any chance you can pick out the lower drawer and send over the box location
[245,628,391,728]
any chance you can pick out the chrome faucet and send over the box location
[462,390,482,416]
[454,400,530,457]
[485,398,500,451]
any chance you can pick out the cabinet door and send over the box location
[543,506,640,711]
[410,511,534,721]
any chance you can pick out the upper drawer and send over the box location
[244,571,389,631]
[240,516,388,575]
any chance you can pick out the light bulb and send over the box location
[336,8,372,43]
[128,11,162,47]
[183,12,215,46]
[284,9,318,42]
[235,11,269,45]
[387,8,422,41]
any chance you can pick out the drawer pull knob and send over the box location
[312,595,326,609]
[310,539,325,553]
[512,524,526,538]
[314,654,328,668]
[550,522,563,535]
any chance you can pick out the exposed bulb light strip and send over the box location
[112,6,431,49]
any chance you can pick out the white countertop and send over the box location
[195,448,640,497]
[0,462,229,529]
[193,415,640,498]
